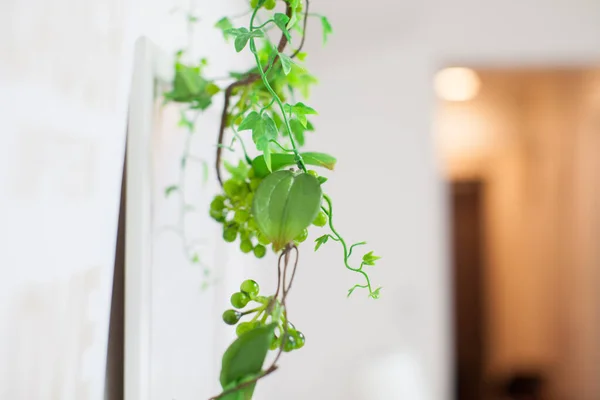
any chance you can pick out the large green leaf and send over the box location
[251,152,337,178]
[220,323,276,388]
[252,171,323,250]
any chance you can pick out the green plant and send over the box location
[163,0,381,398]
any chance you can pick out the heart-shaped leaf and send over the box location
[220,323,276,388]
[251,152,337,178]
[252,171,323,250]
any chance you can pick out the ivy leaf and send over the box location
[274,13,291,41]
[317,176,328,185]
[215,17,234,39]
[219,323,276,388]
[369,287,382,299]
[315,234,329,251]
[362,251,381,266]
[321,16,333,44]
[238,112,278,170]
[251,152,337,178]
[289,119,306,145]
[252,171,323,251]
[225,160,250,181]
[226,28,264,52]
[165,185,178,197]
[284,102,318,127]
[164,63,216,109]
[279,53,293,75]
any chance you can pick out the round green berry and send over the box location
[248,168,256,179]
[222,309,241,325]
[294,228,308,243]
[210,209,225,222]
[239,229,251,241]
[270,336,280,350]
[250,0,258,8]
[234,209,250,224]
[264,0,276,10]
[244,193,254,208]
[240,239,253,254]
[223,180,240,197]
[210,196,226,211]
[253,244,266,259]
[257,232,271,245]
[230,292,250,309]
[295,331,305,349]
[236,321,254,336]
[247,218,258,231]
[223,228,237,242]
[312,210,328,227]
[307,170,318,178]
[283,334,296,352]
[240,279,260,297]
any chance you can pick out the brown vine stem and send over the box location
[216,0,310,186]
[208,245,299,400]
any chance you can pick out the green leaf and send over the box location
[215,17,234,39]
[362,251,381,266]
[315,234,329,251]
[225,160,250,181]
[284,102,318,127]
[164,63,217,109]
[251,152,337,178]
[165,185,178,197]
[206,82,221,95]
[235,33,250,52]
[289,119,306,146]
[273,13,291,41]
[225,28,261,52]
[317,176,328,185]
[191,253,200,263]
[238,112,278,170]
[321,16,333,44]
[279,53,293,75]
[220,323,276,387]
[219,375,258,400]
[369,287,382,299]
[295,52,307,61]
[252,171,323,251]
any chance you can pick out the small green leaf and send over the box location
[284,102,318,127]
[296,52,307,61]
[321,16,333,44]
[251,152,337,178]
[206,82,221,95]
[253,171,323,251]
[165,185,178,197]
[220,323,276,387]
[289,119,306,146]
[317,176,328,185]
[279,53,293,75]
[315,234,329,251]
[235,34,250,52]
[370,287,382,299]
[225,160,250,181]
[362,251,381,266]
[238,111,261,131]
[215,17,234,39]
[191,253,200,263]
[274,13,291,41]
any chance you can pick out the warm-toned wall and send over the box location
[437,70,600,399]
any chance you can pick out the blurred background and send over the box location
[1,0,599,400]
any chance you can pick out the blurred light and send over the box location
[434,67,481,101]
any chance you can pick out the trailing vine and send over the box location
[162,0,381,398]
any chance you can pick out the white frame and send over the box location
[125,36,171,400]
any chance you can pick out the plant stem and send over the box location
[248,8,307,173]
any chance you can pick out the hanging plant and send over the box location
[163,0,381,398]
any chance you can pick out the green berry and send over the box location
[253,244,266,259]
[210,208,225,222]
[230,292,250,309]
[295,331,305,349]
[257,232,271,245]
[247,218,258,231]
[240,279,260,297]
[312,210,328,227]
[223,228,237,242]
[222,309,241,325]
[239,229,251,241]
[210,196,226,211]
[283,334,296,352]
[307,170,318,178]
[223,180,240,197]
[234,209,250,223]
[244,192,254,208]
[248,168,256,179]
[270,336,280,350]
[236,322,254,336]
[294,228,308,243]
[264,0,276,10]
[250,0,258,8]
[240,239,253,254]
[286,321,296,331]
[250,178,262,191]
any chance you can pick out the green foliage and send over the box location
[225,27,265,52]
[215,17,234,39]
[164,63,218,110]
[284,102,318,127]
[238,112,278,170]
[273,13,291,41]
[251,152,336,178]
[252,170,323,251]
[164,185,178,197]
[320,16,333,44]
[219,323,276,387]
